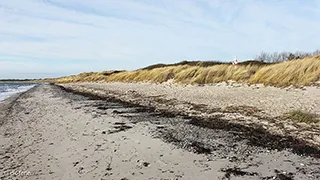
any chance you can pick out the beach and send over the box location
[63,82,320,148]
[0,84,320,180]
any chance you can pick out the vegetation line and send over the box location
[54,55,320,87]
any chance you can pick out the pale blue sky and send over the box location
[0,0,319,79]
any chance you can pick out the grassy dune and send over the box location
[249,55,320,86]
[56,55,320,86]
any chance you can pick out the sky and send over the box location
[0,0,320,79]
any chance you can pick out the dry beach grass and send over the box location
[56,55,320,87]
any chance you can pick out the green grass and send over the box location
[285,110,319,124]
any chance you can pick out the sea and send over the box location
[0,82,37,102]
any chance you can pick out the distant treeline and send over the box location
[142,49,320,70]
[255,49,320,63]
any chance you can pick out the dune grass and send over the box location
[249,55,320,86]
[56,70,124,83]
[55,55,320,86]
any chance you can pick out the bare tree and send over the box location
[255,49,320,63]
[255,51,268,62]
[313,49,320,55]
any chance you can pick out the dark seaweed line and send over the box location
[55,84,320,158]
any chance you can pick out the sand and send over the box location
[0,84,320,180]
[63,82,320,117]
[62,82,320,148]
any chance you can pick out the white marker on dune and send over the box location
[232,56,238,69]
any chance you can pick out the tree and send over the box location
[254,49,320,63]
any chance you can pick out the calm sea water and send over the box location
[0,82,37,102]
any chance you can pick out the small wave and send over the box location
[0,84,36,102]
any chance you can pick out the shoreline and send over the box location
[0,82,38,102]
[1,84,320,179]
[0,85,38,125]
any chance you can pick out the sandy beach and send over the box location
[62,82,320,148]
[1,84,320,180]
[2,0,320,179]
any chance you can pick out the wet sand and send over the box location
[0,84,320,180]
